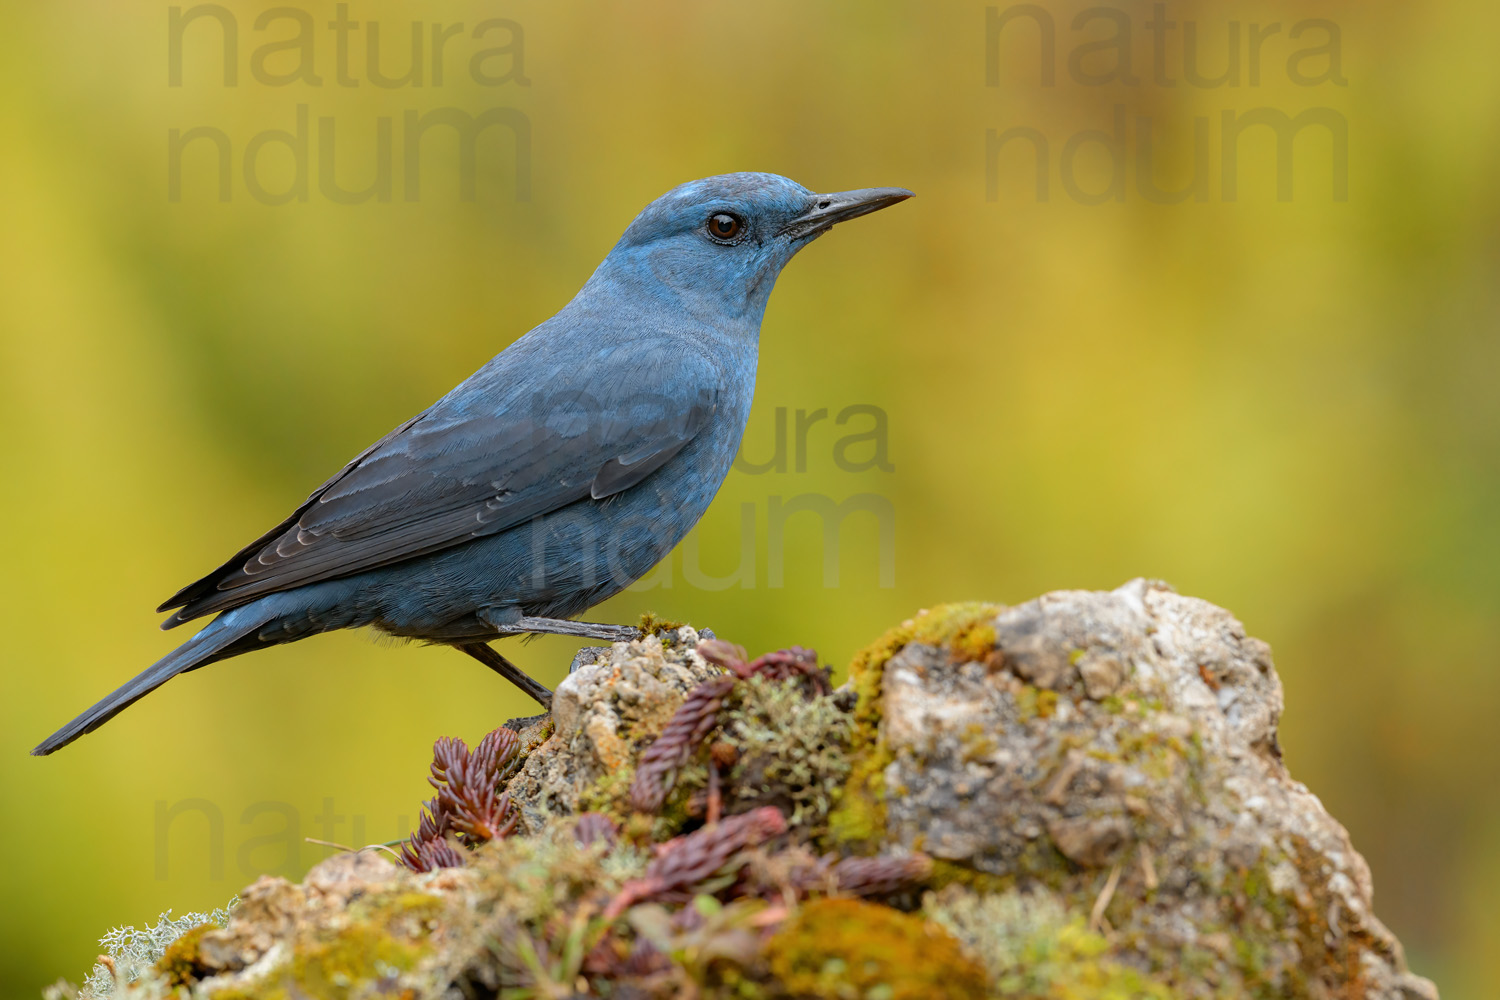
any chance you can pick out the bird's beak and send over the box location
[781,187,914,240]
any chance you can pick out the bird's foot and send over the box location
[569,646,610,675]
[503,711,552,732]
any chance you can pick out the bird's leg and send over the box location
[457,643,553,710]
[506,617,642,642]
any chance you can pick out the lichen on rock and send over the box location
[50,586,1438,1000]
[506,627,723,833]
[862,580,1436,1000]
[55,902,237,1000]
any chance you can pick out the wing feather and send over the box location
[159,341,719,627]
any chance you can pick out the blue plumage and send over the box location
[33,172,911,755]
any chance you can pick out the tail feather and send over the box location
[31,608,269,756]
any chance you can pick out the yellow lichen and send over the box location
[830,603,1002,850]
[209,916,429,1000]
[952,622,999,665]
[764,898,988,1000]
[1016,685,1060,721]
[928,859,1016,895]
[925,886,1182,1000]
[580,765,637,824]
[844,603,1004,722]
[721,674,854,835]
[153,923,215,988]
[636,611,685,636]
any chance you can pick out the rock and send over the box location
[194,853,405,976]
[872,579,1435,1000]
[1044,813,1132,868]
[302,850,401,901]
[505,627,721,831]
[195,876,304,974]
[54,586,1436,1000]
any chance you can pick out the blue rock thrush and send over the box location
[33,172,912,755]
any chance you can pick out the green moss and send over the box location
[831,604,1002,851]
[521,716,554,751]
[153,923,215,987]
[952,622,998,664]
[504,716,556,784]
[721,675,854,835]
[925,886,1182,1000]
[1115,729,1188,782]
[213,894,437,1000]
[637,611,685,637]
[580,748,703,845]
[765,898,987,1000]
[1152,833,1388,999]
[475,824,647,930]
[1012,922,1179,1000]
[825,744,891,850]
[959,722,999,763]
[285,922,425,999]
[653,767,711,841]
[901,603,1002,664]
[377,891,446,920]
[1200,832,1391,1000]
[924,845,1079,906]
[1181,733,1207,804]
[928,859,1015,895]
[580,762,636,820]
[844,603,1003,731]
[1016,685,1059,721]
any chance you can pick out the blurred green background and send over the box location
[2,0,1496,994]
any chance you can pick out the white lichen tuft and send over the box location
[72,900,236,999]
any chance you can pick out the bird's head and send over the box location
[591,172,912,323]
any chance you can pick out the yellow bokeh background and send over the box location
[2,0,1496,995]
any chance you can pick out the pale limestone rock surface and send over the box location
[506,627,719,831]
[879,579,1435,1000]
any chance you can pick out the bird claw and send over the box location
[569,647,610,674]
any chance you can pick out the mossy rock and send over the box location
[830,603,1003,851]
[56,592,1436,1000]
[153,924,216,988]
[764,898,987,1000]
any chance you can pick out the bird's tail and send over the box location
[31,606,270,756]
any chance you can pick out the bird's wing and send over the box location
[159,340,720,626]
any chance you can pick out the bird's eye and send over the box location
[706,213,744,243]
